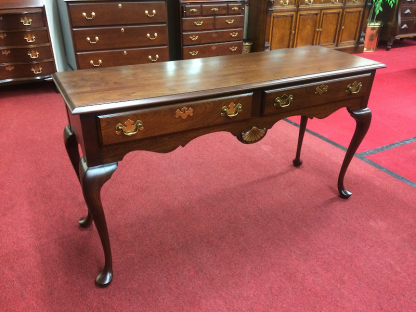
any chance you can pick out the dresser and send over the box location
[247,0,370,53]
[379,0,416,50]
[179,0,246,59]
[57,0,170,70]
[0,0,55,84]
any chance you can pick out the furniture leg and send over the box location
[79,157,118,287]
[293,116,308,167]
[64,126,93,228]
[338,108,371,199]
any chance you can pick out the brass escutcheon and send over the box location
[229,46,238,51]
[194,21,203,26]
[230,32,238,37]
[315,85,328,95]
[190,35,199,40]
[2,50,10,55]
[221,102,242,118]
[21,16,32,26]
[31,66,42,74]
[86,36,99,44]
[6,66,14,71]
[274,94,293,108]
[175,107,194,119]
[90,60,102,67]
[147,33,157,40]
[148,54,159,62]
[82,12,95,19]
[115,119,144,136]
[28,50,39,59]
[346,81,362,94]
[24,34,35,42]
[189,51,198,56]
[145,10,156,17]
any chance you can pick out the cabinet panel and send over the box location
[269,12,297,50]
[337,8,363,46]
[294,10,320,47]
[317,9,342,47]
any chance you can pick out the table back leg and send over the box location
[293,116,308,167]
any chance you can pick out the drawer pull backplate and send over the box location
[221,102,242,118]
[115,119,144,136]
[21,16,32,26]
[274,94,293,108]
[346,81,362,94]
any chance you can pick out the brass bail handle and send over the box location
[221,102,243,118]
[274,94,293,108]
[82,12,95,19]
[346,81,362,94]
[115,119,144,136]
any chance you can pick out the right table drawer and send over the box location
[263,74,373,116]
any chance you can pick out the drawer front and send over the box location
[68,1,167,27]
[401,6,416,19]
[183,5,202,17]
[182,17,215,31]
[0,61,54,80]
[202,4,228,16]
[228,3,244,14]
[0,30,49,47]
[263,74,373,116]
[215,15,245,30]
[398,20,416,34]
[182,29,243,45]
[98,93,253,145]
[0,13,45,30]
[76,47,169,69]
[183,41,243,59]
[0,46,52,63]
[72,25,168,51]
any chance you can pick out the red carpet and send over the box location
[1,82,416,311]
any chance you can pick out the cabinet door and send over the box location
[337,8,363,46]
[294,10,320,47]
[269,12,297,50]
[317,9,342,47]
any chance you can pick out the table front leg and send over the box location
[293,116,308,167]
[338,108,372,199]
[79,157,118,287]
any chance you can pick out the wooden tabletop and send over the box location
[53,46,385,115]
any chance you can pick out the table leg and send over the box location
[293,116,308,167]
[79,157,118,287]
[63,126,93,228]
[338,108,372,199]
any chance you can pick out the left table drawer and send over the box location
[98,93,253,145]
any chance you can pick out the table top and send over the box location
[53,46,385,115]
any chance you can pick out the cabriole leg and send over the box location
[293,116,308,167]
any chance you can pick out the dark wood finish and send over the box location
[53,46,385,286]
[57,0,169,70]
[179,0,246,59]
[0,0,55,84]
[247,0,369,53]
[293,115,308,167]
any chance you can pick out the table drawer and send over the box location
[0,12,45,30]
[398,20,416,34]
[215,15,245,30]
[401,6,416,18]
[182,17,214,31]
[262,74,373,116]
[183,41,242,59]
[0,46,52,63]
[72,25,168,52]
[202,4,228,16]
[68,1,167,27]
[76,46,169,69]
[182,29,243,45]
[98,93,253,145]
[0,29,49,47]
[0,60,54,80]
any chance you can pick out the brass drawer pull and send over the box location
[31,66,42,74]
[346,81,362,94]
[145,10,156,17]
[190,9,198,12]
[147,33,157,40]
[226,19,234,24]
[316,28,322,32]
[401,24,409,29]
[115,119,144,136]
[0,33,6,39]
[231,7,239,10]
[221,102,242,118]
[211,8,219,11]
[404,9,411,14]
[86,36,99,44]
[230,32,238,37]
[175,107,194,119]
[331,0,339,3]
[189,35,199,40]
[24,34,35,42]
[189,51,198,56]
[2,50,10,55]
[194,21,203,26]
[274,94,293,108]
[315,85,328,95]
[90,59,102,67]
[280,0,289,5]
[21,16,32,26]
[6,66,14,71]
[148,54,159,62]
[82,12,95,20]
[305,0,313,4]
[229,46,238,51]
[28,50,39,59]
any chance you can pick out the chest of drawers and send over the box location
[57,0,170,70]
[179,0,246,59]
[0,0,55,84]
[379,0,416,50]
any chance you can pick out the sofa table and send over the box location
[52,46,385,287]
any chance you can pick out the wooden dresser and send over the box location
[0,0,55,84]
[247,0,370,53]
[179,0,246,59]
[57,0,170,70]
[379,0,416,50]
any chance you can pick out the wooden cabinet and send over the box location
[0,0,55,84]
[247,0,368,53]
[179,0,246,59]
[57,0,170,70]
[379,0,416,50]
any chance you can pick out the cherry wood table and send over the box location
[53,46,385,287]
